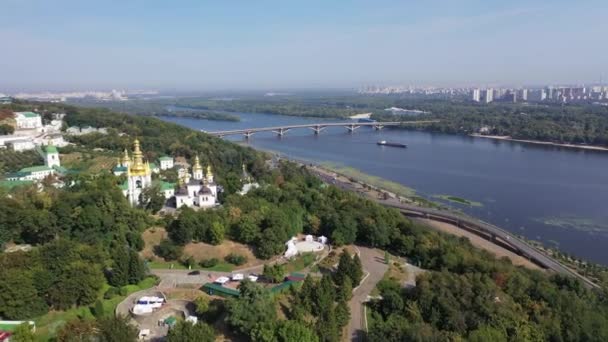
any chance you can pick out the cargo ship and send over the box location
[377,140,407,148]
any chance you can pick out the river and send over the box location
[161,111,608,265]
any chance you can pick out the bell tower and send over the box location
[192,155,203,180]
[126,139,152,205]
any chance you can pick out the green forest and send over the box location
[130,94,608,146]
[2,100,608,341]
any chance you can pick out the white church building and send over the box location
[174,156,218,209]
[116,139,218,209]
[118,139,153,206]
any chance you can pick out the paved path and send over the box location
[151,245,330,289]
[346,246,388,342]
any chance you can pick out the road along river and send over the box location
[162,112,608,265]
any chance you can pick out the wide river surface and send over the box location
[161,112,608,265]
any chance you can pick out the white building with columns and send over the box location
[174,156,218,209]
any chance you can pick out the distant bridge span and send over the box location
[203,120,439,138]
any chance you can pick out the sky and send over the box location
[1,0,607,91]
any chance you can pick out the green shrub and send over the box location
[181,256,196,268]
[104,287,120,299]
[200,258,219,268]
[225,253,247,266]
[154,239,183,261]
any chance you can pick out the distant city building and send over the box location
[472,88,481,102]
[483,89,494,103]
[14,112,42,130]
[520,89,528,101]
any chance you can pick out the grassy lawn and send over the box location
[147,260,234,272]
[434,194,483,207]
[284,253,316,273]
[60,152,117,173]
[33,277,158,341]
[320,162,416,197]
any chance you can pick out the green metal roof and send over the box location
[17,111,39,118]
[150,162,158,169]
[20,165,53,173]
[119,180,129,190]
[202,283,240,297]
[163,316,177,326]
[113,166,127,172]
[0,180,34,189]
[53,165,68,174]
[45,145,58,153]
[160,181,175,191]
[270,280,298,294]
[6,171,28,178]
[159,156,173,161]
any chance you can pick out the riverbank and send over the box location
[319,162,416,197]
[305,162,543,270]
[154,111,240,122]
[416,218,540,270]
[470,133,608,152]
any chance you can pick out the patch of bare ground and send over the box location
[317,245,358,271]
[416,218,540,270]
[183,240,262,268]
[384,261,410,283]
[141,227,272,268]
[141,227,168,260]
[164,288,205,301]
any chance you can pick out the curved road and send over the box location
[347,247,388,342]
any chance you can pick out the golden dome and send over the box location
[122,149,130,165]
[128,138,151,176]
[193,155,203,171]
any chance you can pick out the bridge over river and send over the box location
[204,120,439,138]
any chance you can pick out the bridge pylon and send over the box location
[309,125,326,135]
[272,128,291,137]
[243,131,254,139]
[373,124,385,130]
[346,124,361,133]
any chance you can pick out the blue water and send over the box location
[162,111,608,265]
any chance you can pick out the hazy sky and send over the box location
[1,0,607,91]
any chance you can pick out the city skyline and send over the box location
[1,0,607,90]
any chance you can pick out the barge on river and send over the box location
[377,140,407,148]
